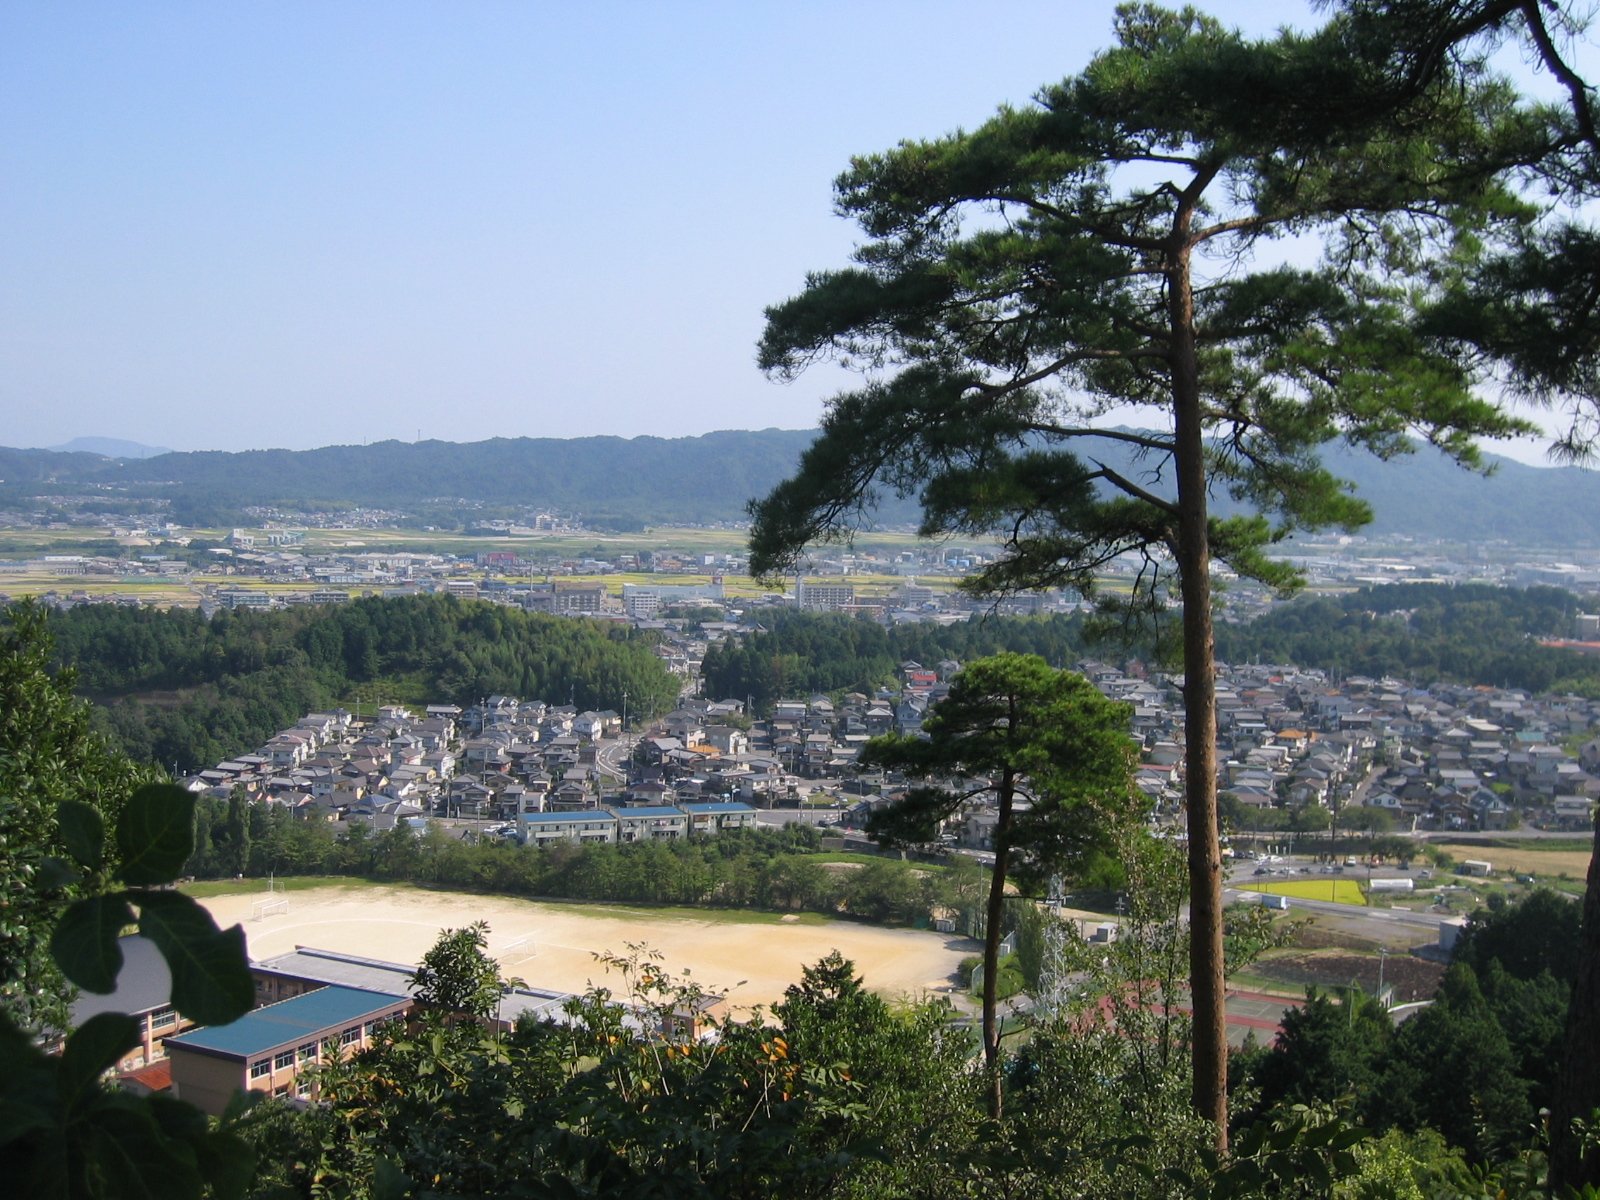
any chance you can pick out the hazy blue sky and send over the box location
[1,2,1589,462]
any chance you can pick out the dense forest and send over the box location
[703,586,1600,716]
[699,611,1095,710]
[1235,889,1580,1166]
[1214,584,1600,696]
[43,595,679,771]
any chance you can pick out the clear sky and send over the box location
[1,2,1589,462]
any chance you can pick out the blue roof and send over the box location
[679,801,756,814]
[166,985,406,1059]
[519,811,612,824]
[614,805,683,818]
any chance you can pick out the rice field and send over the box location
[1433,842,1593,879]
[1248,878,1368,906]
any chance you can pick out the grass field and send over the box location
[179,874,376,899]
[1248,879,1368,905]
[1433,842,1593,879]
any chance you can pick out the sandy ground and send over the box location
[200,883,979,1011]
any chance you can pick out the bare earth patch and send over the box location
[1248,949,1445,1005]
[200,883,979,1011]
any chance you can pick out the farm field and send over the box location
[1433,842,1594,879]
[1247,879,1368,905]
[198,882,977,1011]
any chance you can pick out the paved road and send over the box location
[595,736,631,782]
[1224,884,1448,933]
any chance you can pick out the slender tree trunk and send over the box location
[981,768,1014,1120]
[1550,807,1600,1190]
[1168,207,1229,1150]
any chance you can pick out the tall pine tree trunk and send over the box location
[1550,807,1600,1189]
[1168,195,1229,1150]
[981,767,1015,1120]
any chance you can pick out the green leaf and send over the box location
[83,1104,204,1200]
[372,1156,412,1200]
[116,784,196,886]
[189,1128,257,1200]
[37,856,82,891]
[56,801,104,871]
[50,894,135,994]
[146,1092,209,1142]
[135,892,252,1026]
[61,1013,139,1113]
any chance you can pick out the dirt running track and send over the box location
[201,884,978,1011]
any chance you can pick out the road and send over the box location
[595,736,632,782]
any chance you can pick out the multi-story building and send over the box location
[796,580,855,611]
[166,985,410,1116]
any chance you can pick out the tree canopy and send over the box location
[746,2,1552,1143]
[860,653,1140,1115]
[0,603,156,1034]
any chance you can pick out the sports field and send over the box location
[1248,879,1367,905]
[199,882,978,1010]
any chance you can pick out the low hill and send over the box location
[1,428,1596,544]
[45,437,172,459]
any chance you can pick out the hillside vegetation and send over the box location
[7,429,1600,542]
[46,595,678,770]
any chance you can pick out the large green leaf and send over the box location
[116,784,196,886]
[60,1014,139,1115]
[55,801,104,872]
[135,892,252,1026]
[82,1104,204,1200]
[187,1128,257,1200]
[50,894,135,994]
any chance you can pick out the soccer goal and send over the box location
[499,933,538,963]
[251,897,290,921]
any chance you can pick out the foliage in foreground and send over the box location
[0,601,159,1035]
[0,783,256,1199]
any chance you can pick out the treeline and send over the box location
[1237,889,1579,1163]
[0,430,832,528]
[42,595,679,771]
[188,800,989,927]
[701,585,1600,717]
[1215,583,1600,695]
[700,610,1092,711]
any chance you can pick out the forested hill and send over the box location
[702,587,1600,712]
[30,583,1600,771]
[6,428,1600,543]
[1213,583,1600,695]
[43,595,679,771]
[1,430,819,528]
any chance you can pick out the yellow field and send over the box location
[1249,879,1368,906]
[1434,843,1594,879]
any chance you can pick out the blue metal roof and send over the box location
[519,811,613,824]
[614,805,683,817]
[166,985,407,1059]
[679,801,756,814]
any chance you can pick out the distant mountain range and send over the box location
[45,437,172,459]
[2,429,1596,545]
